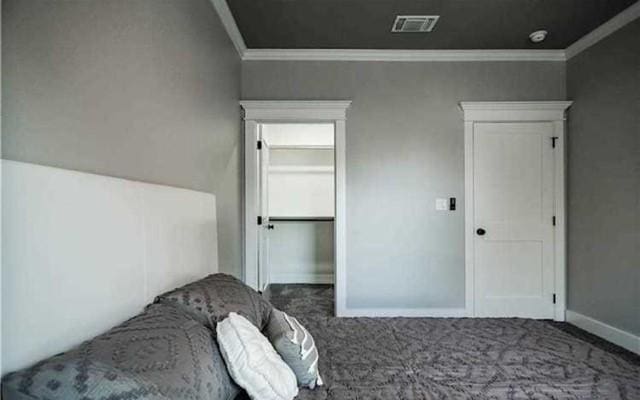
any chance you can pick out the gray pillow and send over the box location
[1,303,240,400]
[155,273,272,330]
[264,309,323,389]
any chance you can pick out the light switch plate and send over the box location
[435,198,448,211]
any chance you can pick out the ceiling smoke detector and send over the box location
[529,30,548,43]
[392,15,440,33]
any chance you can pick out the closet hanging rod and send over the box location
[269,217,335,222]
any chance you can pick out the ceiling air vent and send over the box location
[392,15,440,33]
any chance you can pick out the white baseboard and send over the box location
[270,273,334,284]
[340,307,467,318]
[566,310,640,355]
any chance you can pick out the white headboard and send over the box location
[2,160,219,374]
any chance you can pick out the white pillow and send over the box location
[217,312,299,400]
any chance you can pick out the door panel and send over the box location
[475,130,543,222]
[474,122,555,318]
[478,241,543,297]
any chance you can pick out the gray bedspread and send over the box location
[2,303,240,400]
[269,285,640,400]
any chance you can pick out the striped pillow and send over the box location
[264,309,323,389]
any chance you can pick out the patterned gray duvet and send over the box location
[3,276,638,400]
[270,285,640,400]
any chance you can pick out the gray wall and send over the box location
[567,19,640,335]
[242,61,566,308]
[2,0,243,277]
[269,221,334,283]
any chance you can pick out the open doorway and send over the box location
[241,101,350,317]
[259,123,335,288]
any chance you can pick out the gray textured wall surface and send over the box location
[2,0,243,277]
[567,19,640,335]
[242,61,566,308]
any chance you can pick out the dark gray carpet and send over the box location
[269,284,640,400]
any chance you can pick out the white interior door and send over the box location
[473,122,556,318]
[258,136,271,291]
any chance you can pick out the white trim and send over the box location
[566,2,640,59]
[566,310,640,355]
[270,273,334,284]
[333,119,347,317]
[459,101,574,122]
[241,101,350,315]
[340,307,467,318]
[460,101,572,321]
[463,120,475,317]
[243,48,566,62]
[552,119,567,321]
[241,101,352,121]
[209,0,246,58]
[243,120,259,289]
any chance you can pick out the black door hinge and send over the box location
[552,294,556,304]
[552,216,556,226]
[257,216,262,225]
[257,140,262,150]
[551,137,558,148]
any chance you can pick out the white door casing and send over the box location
[258,136,271,291]
[241,101,351,317]
[460,101,572,321]
[243,119,259,290]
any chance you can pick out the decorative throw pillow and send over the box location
[217,312,299,400]
[265,309,323,389]
[155,273,272,330]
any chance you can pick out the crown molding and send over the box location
[242,48,566,62]
[211,0,638,62]
[209,0,246,58]
[566,1,640,59]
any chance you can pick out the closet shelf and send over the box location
[269,165,334,173]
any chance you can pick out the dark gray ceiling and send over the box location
[226,0,637,49]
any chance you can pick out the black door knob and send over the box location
[267,224,275,230]
[476,228,486,236]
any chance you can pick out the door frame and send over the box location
[240,100,351,317]
[460,101,572,321]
